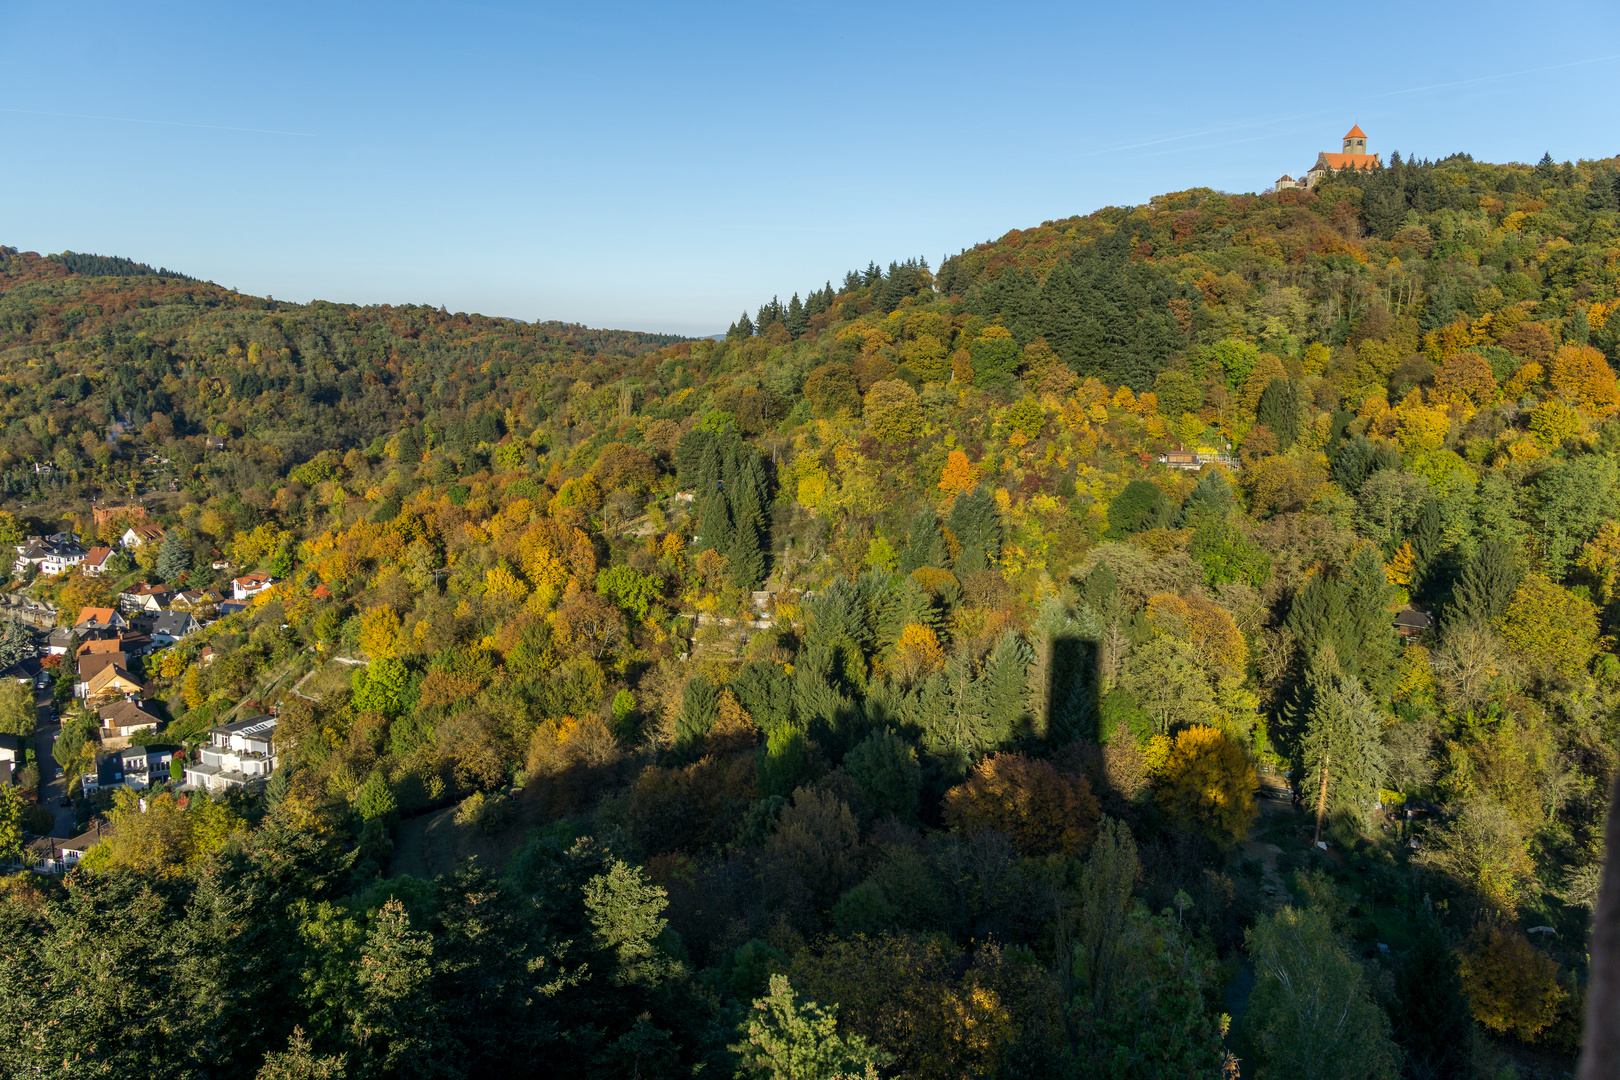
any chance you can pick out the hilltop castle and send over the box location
[1276,125,1382,191]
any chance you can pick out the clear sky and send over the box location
[5,1,1619,337]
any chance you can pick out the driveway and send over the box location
[31,683,74,838]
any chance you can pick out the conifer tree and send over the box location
[155,531,192,582]
[676,675,720,752]
[1301,648,1389,839]
[1392,915,1475,1080]
[1256,378,1304,450]
[1450,539,1519,627]
[1178,471,1235,527]
[785,293,807,339]
[948,485,1001,575]
[899,508,946,573]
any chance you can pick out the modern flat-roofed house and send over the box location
[185,715,278,792]
[231,573,276,601]
[46,627,73,655]
[117,744,173,790]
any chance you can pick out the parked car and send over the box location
[53,767,63,779]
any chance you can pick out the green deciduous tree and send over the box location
[1244,905,1401,1080]
[0,679,33,738]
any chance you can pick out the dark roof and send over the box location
[1393,608,1435,629]
[0,733,21,753]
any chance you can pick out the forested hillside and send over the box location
[2,148,1619,1079]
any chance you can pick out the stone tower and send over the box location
[1343,124,1367,155]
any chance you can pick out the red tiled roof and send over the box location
[1345,124,1367,139]
[84,546,113,566]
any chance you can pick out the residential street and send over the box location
[32,682,74,838]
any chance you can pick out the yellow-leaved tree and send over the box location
[1146,725,1257,846]
[357,604,402,659]
[1548,343,1620,417]
[1496,574,1599,680]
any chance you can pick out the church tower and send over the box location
[1343,124,1367,155]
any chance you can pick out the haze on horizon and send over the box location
[4,0,1619,337]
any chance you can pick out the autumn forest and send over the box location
[1,148,1619,1079]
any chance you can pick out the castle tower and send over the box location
[1343,124,1367,155]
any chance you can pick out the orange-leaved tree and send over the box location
[942,752,1100,857]
[938,449,978,498]
[1432,350,1497,408]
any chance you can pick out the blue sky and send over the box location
[4,1,1619,336]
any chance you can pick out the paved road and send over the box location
[31,683,74,838]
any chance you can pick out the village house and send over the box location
[0,733,21,770]
[26,828,101,873]
[120,524,165,549]
[118,582,174,616]
[74,606,129,636]
[169,588,222,614]
[15,533,88,577]
[231,572,276,601]
[76,650,131,697]
[184,715,278,792]
[148,611,197,645]
[2,656,49,691]
[99,698,160,739]
[81,546,117,576]
[45,627,73,656]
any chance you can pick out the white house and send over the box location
[185,715,278,792]
[121,524,165,549]
[231,573,276,601]
[81,547,117,577]
[15,533,88,576]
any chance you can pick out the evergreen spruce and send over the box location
[155,531,192,582]
[1449,539,1519,627]
[948,485,1002,575]
[1392,915,1475,1080]
[899,508,946,573]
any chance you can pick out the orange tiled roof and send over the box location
[77,606,118,625]
[1345,124,1367,139]
[1314,152,1380,171]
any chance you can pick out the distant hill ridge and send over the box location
[49,250,198,282]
